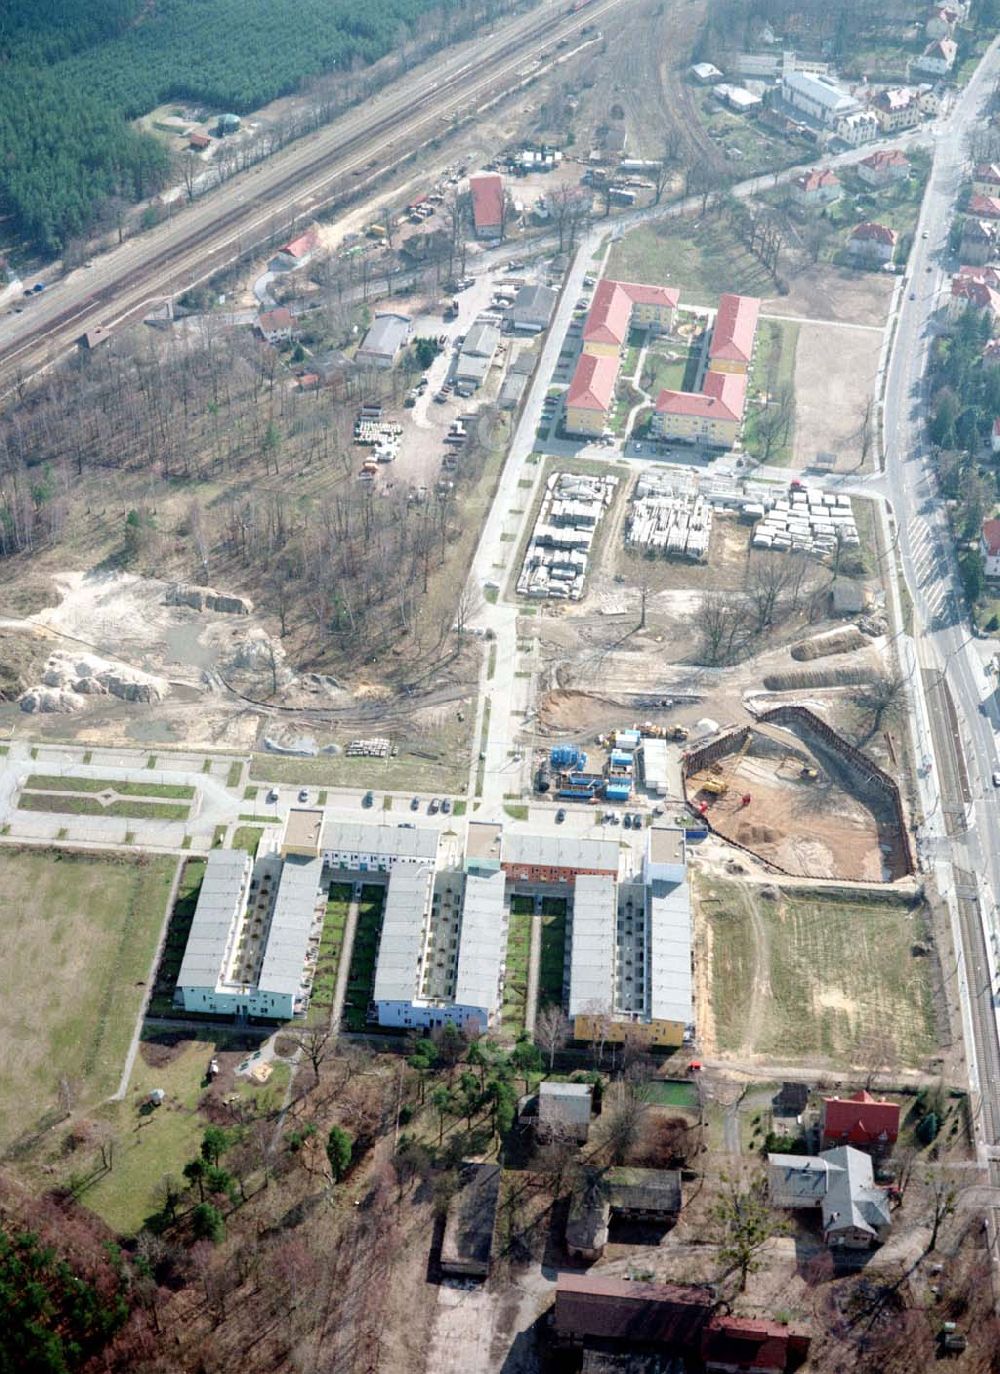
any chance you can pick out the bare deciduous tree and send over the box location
[534,1004,571,1070]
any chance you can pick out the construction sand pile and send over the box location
[19,651,168,713]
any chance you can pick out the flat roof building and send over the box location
[538,1080,593,1142]
[501,831,620,882]
[356,312,411,368]
[321,820,440,871]
[282,808,324,858]
[568,873,616,1017]
[648,876,693,1027]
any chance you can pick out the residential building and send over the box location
[508,283,557,333]
[274,225,320,270]
[912,37,957,75]
[982,517,1000,577]
[949,275,1000,323]
[440,1163,501,1277]
[791,167,842,208]
[713,83,763,114]
[970,194,1000,220]
[500,831,620,883]
[821,1090,900,1151]
[281,808,324,858]
[926,5,961,38]
[767,1145,892,1249]
[690,61,723,83]
[582,279,679,355]
[319,818,440,871]
[356,311,411,368]
[565,351,619,435]
[566,1168,683,1260]
[708,293,760,373]
[701,1318,812,1374]
[538,1081,593,1142]
[836,110,880,145]
[973,163,1000,197]
[857,148,911,187]
[455,320,501,387]
[873,86,922,132]
[847,221,898,265]
[568,873,616,1018]
[780,70,860,125]
[256,307,296,344]
[469,172,505,239]
[960,216,1000,265]
[653,370,747,448]
[174,848,325,1020]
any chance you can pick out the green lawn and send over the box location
[0,849,177,1152]
[231,826,263,855]
[538,904,567,1009]
[148,859,206,1016]
[25,775,195,799]
[309,883,352,1024]
[342,884,386,1032]
[608,219,774,307]
[250,722,470,794]
[18,792,190,821]
[743,318,799,465]
[698,877,936,1066]
[502,904,532,1036]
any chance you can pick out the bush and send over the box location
[191,1202,224,1243]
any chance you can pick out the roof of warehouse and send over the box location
[257,855,324,997]
[568,873,616,1017]
[372,866,433,1003]
[510,283,556,324]
[782,69,858,113]
[320,820,440,860]
[647,878,693,1024]
[176,849,250,989]
[502,831,620,873]
[358,312,411,359]
[453,870,507,1014]
[469,172,504,230]
[462,320,501,357]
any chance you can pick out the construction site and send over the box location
[683,710,912,884]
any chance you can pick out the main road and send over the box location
[0,0,629,397]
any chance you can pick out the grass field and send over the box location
[342,885,386,1032]
[743,318,799,465]
[502,903,532,1036]
[539,900,567,1009]
[148,859,206,1016]
[698,877,936,1066]
[309,883,352,1024]
[250,718,471,793]
[607,219,774,308]
[231,825,264,854]
[26,775,195,799]
[643,1080,700,1109]
[0,849,177,1151]
[18,792,191,821]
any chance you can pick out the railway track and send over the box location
[0,0,630,399]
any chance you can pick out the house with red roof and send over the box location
[653,371,747,448]
[702,1317,811,1374]
[960,216,1000,265]
[469,173,506,240]
[873,87,921,132]
[912,36,957,75]
[565,353,620,436]
[957,264,1000,289]
[821,1091,900,1152]
[275,225,320,270]
[969,194,1000,221]
[858,148,910,188]
[973,163,1000,198]
[708,293,760,374]
[582,279,679,354]
[949,275,1000,324]
[847,222,898,266]
[791,167,841,208]
[256,307,296,345]
[982,517,1000,577]
[188,131,212,152]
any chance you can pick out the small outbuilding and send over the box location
[440,1162,502,1278]
[538,1080,593,1142]
[356,312,412,369]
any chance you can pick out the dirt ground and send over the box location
[762,261,896,328]
[789,320,885,473]
[687,722,907,883]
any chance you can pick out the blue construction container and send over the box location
[550,744,587,772]
[604,781,632,802]
[609,749,634,771]
[558,786,598,800]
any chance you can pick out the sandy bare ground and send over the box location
[790,321,885,473]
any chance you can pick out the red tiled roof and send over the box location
[709,293,760,365]
[957,264,1000,286]
[582,279,679,348]
[553,1273,714,1346]
[822,1091,900,1147]
[567,352,619,412]
[875,87,915,112]
[794,167,839,194]
[702,1317,811,1373]
[969,194,1000,219]
[469,173,504,230]
[656,370,747,423]
[258,307,295,332]
[279,226,319,260]
[952,278,1000,312]
[984,518,1000,556]
[189,132,211,150]
[850,222,897,245]
[923,37,957,60]
[861,149,910,172]
[975,163,1000,185]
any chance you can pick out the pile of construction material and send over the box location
[626,473,713,561]
[354,408,402,464]
[750,490,859,556]
[346,737,391,758]
[517,472,618,601]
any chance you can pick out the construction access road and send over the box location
[0,0,629,397]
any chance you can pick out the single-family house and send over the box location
[961,217,1000,265]
[873,87,922,133]
[708,293,760,373]
[847,222,898,265]
[982,517,1000,577]
[857,148,911,187]
[836,110,880,146]
[821,1090,900,1151]
[653,371,747,448]
[970,194,1000,221]
[256,307,296,345]
[565,353,619,435]
[566,1167,682,1260]
[538,1081,593,1142]
[469,173,505,240]
[973,164,1000,198]
[691,61,723,84]
[780,71,860,126]
[356,312,411,368]
[508,283,557,333]
[768,1146,892,1250]
[274,225,320,270]
[791,168,842,208]
[440,1162,501,1278]
[912,37,958,76]
[949,276,1000,323]
[926,5,961,38]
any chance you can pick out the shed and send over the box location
[440,1162,502,1277]
[830,578,866,616]
[538,1080,593,1142]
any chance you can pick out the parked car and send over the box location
[623,813,632,829]
[298,788,309,802]
[362,790,374,808]
[993,771,1000,788]
[266,788,279,803]
[555,808,566,823]
[410,795,420,810]
[429,798,440,814]
[441,798,452,813]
